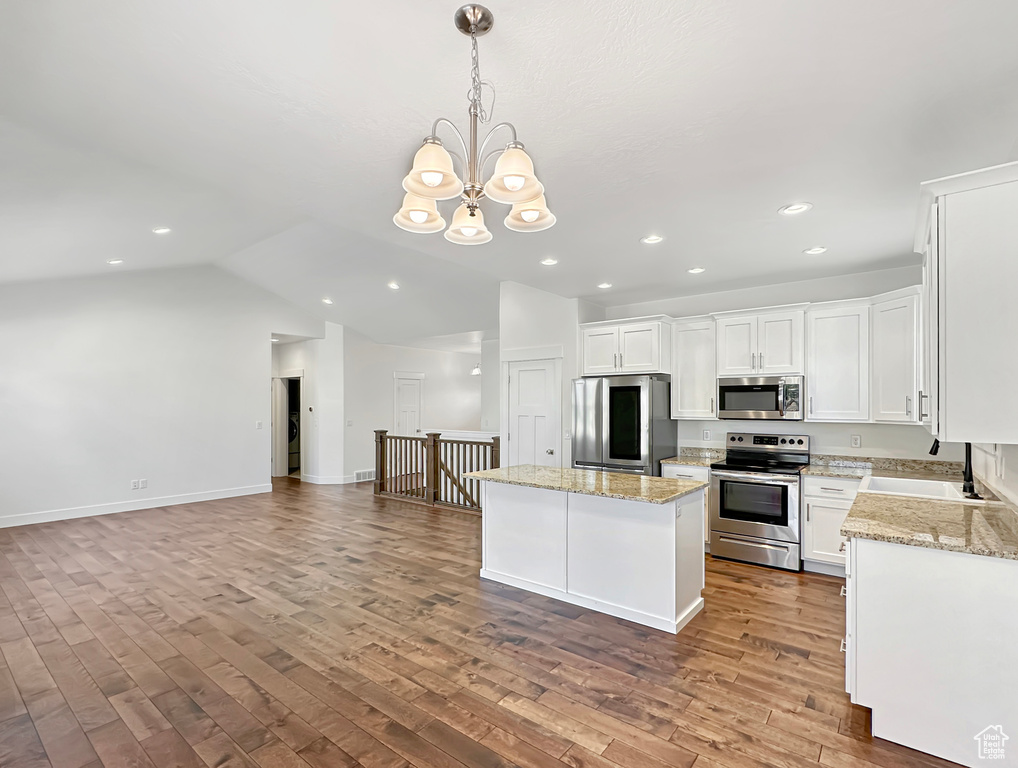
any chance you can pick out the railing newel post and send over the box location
[425,432,441,506]
[491,436,500,469]
[374,430,388,494]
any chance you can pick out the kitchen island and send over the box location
[465,465,707,634]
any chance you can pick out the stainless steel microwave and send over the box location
[717,376,804,420]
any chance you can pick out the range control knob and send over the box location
[737,436,744,442]
[797,439,804,445]
[730,436,736,442]
[780,438,787,444]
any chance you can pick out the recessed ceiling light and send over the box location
[540,257,558,266]
[152,227,172,234]
[778,202,813,216]
[803,246,827,255]
[322,297,334,305]
[387,281,400,290]
[640,235,664,244]
[687,267,705,274]
[598,282,613,289]
[271,338,279,342]
[106,258,124,265]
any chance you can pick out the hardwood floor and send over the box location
[0,479,959,768]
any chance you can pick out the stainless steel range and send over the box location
[709,432,810,571]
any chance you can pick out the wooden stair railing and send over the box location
[374,430,499,514]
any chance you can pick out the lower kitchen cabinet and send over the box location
[801,475,861,573]
[662,463,710,545]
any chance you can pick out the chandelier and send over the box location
[394,5,555,245]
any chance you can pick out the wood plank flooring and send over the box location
[0,478,960,768]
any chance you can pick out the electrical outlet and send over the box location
[255,420,263,430]
[703,430,711,441]
[130,480,140,490]
[851,435,862,448]
[139,479,148,489]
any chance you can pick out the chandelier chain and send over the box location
[469,31,494,124]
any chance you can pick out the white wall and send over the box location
[679,420,963,462]
[271,321,345,484]
[972,444,1018,506]
[605,266,921,320]
[480,338,500,431]
[343,328,482,476]
[499,281,582,468]
[0,266,323,527]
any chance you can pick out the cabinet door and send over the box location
[661,465,711,544]
[618,323,661,373]
[873,295,919,422]
[921,204,940,435]
[672,320,716,418]
[803,497,852,565]
[581,327,619,375]
[758,311,805,374]
[807,305,870,421]
[715,316,757,377]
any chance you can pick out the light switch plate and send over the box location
[703,430,711,441]
[255,420,263,430]
[139,479,148,489]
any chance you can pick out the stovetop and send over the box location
[710,432,810,475]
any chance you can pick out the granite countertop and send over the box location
[842,493,1018,560]
[661,448,724,467]
[803,455,965,480]
[465,465,707,505]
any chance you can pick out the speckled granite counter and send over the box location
[842,493,1018,560]
[466,465,706,504]
[661,447,723,467]
[803,455,964,479]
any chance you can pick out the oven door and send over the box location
[717,377,800,420]
[709,470,800,543]
[601,376,651,470]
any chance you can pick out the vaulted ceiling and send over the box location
[2,1,1017,343]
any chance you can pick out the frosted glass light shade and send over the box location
[444,204,492,245]
[504,194,556,232]
[402,142,464,200]
[483,147,544,203]
[393,193,446,233]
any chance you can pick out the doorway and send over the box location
[272,371,303,480]
[393,372,424,436]
[506,359,560,467]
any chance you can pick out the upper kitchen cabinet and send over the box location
[579,318,671,376]
[671,318,716,419]
[715,308,805,377]
[915,162,1018,443]
[807,302,870,422]
[872,289,920,423]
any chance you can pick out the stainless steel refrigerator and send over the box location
[572,375,677,476]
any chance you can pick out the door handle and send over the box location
[546,448,555,455]
[759,353,763,370]
[919,390,928,419]
[905,396,911,417]
[809,396,814,415]
[710,396,714,414]
[751,352,756,371]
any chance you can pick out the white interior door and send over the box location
[507,359,559,468]
[271,378,288,477]
[394,377,422,436]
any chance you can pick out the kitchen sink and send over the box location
[858,475,969,500]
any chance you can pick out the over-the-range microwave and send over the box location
[717,375,804,420]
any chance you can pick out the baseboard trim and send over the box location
[302,475,361,485]
[479,568,703,635]
[803,559,846,578]
[0,484,272,530]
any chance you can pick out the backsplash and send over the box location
[676,420,965,462]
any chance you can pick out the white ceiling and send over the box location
[2,1,1018,341]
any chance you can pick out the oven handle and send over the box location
[711,470,800,486]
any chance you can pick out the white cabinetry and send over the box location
[915,163,1018,443]
[715,309,804,377]
[580,318,671,376]
[806,303,870,422]
[801,475,860,572]
[872,290,920,423]
[671,318,716,419]
[662,463,711,544]
[846,537,1018,766]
